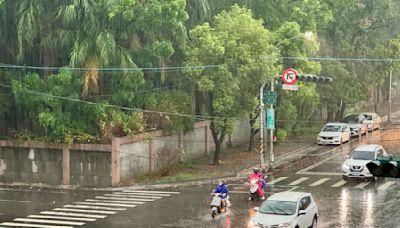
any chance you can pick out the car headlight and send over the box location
[342,163,350,170]
[278,222,291,228]
[248,219,259,226]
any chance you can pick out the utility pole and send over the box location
[269,79,275,169]
[259,82,267,171]
[389,61,393,123]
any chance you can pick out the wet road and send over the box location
[1,128,400,228]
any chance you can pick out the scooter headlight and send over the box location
[249,219,259,226]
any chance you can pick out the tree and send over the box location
[186,5,278,164]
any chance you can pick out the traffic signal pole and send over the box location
[259,82,267,171]
[269,79,275,169]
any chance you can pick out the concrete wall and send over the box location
[118,119,250,182]
[0,147,62,185]
[70,150,111,187]
[0,141,113,187]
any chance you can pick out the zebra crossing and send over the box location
[0,189,179,228]
[267,176,398,190]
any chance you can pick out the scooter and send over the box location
[210,193,229,219]
[248,178,260,201]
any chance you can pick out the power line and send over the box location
[280,56,400,62]
[0,63,221,72]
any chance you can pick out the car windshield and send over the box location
[342,115,361,124]
[364,115,373,120]
[322,125,341,132]
[259,200,297,215]
[350,151,375,160]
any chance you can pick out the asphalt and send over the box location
[1,128,400,227]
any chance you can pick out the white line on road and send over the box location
[289,177,309,186]
[229,191,248,194]
[298,171,342,176]
[53,208,116,215]
[309,178,330,187]
[296,153,341,174]
[354,182,371,189]
[28,215,96,222]
[114,192,171,197]
[86,199,144,204]
[378,181,395,191]
[96,196,155,202]
[64,204,126,211]
[0,199,31,203]
[0,222,73,228]
[14,218,85,226]
[109,193,162,199]
[331,180,347,188]
[122,190,180,194]
[40,211,106,219]
[267,177,288,185]
[76,201,137,208]
[287,186,299,192]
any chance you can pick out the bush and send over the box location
[276,129,288,143]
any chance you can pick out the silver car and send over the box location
[341,114,368,137]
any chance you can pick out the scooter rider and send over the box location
[212,179,229,211]
[248,168,265,200]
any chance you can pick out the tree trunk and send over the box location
[248,111,260,152]
[213,140,221,165]
[195,85,202,115]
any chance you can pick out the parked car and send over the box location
[361,112,381,131]
[317,123,351,145]
[248,191,318,228]
[341,144,388,180]
[341,114,368,137]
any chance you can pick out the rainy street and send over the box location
[0,128,399,227]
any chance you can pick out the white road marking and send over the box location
[309,178,330,187]
[76,201,137,208]
[331,180,347,188]
[53,208,116,215]
[86,199,144,204]
[113,192,171,197]
[267,177,288,185]
[64,204,126,211]
[287,186,299,192]
[122,190,180,194]
[40,211,106,219]
[96,196,155,202]
[354,182,371,189]
[14,218,84,226]
[0,222,72,228]
[378,181,395,191]
[0,199,31,203]
[28,215,96,222]
[109,193,162,199]
[288,177,309,186]
[299,171,342,176]
[296,153,341,174]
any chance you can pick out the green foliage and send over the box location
[276,129,288,143]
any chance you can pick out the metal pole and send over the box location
[259,83,267,170]
[389,62,393,123]
[269,79,275,169]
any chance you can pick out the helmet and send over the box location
[253,168,260,173]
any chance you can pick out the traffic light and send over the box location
[366,156,400,178]
[297,74,333,83]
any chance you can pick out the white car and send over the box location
[341,114,368,137]
[361,112,381,131]
[317,123,351,145]
[248,191,318,228]
[341,144,388,180]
